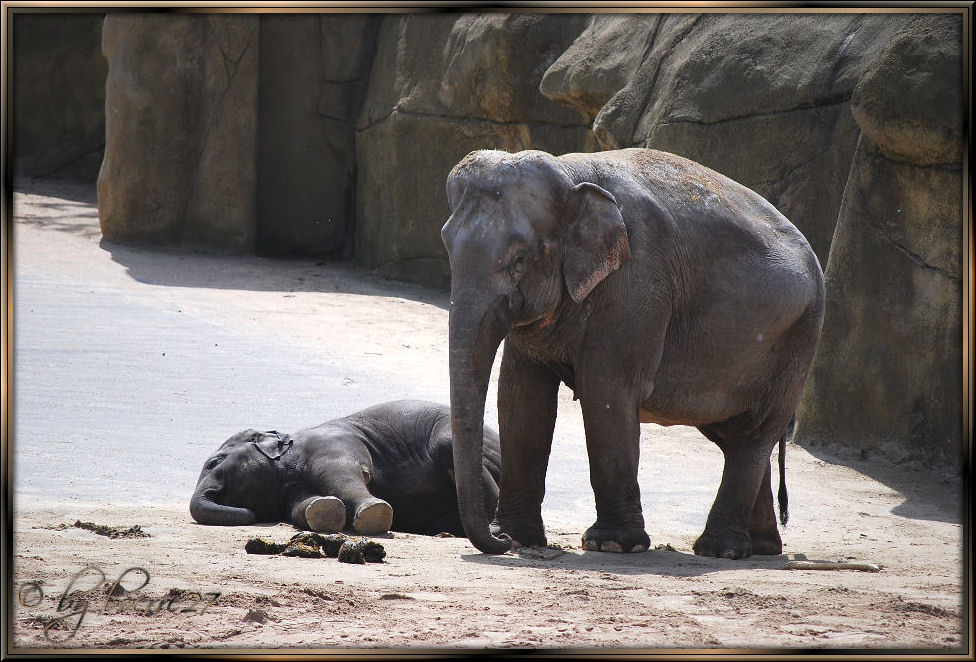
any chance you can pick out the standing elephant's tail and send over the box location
[777,414,796,527]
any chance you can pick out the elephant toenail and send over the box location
[630,545,647,553]
[583,540,598,551]
[721,549,736,559]
[600,541,623,553]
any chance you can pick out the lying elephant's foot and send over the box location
[490,519,546,548]
[305,496,346,533]
[353,498,393,535]
[693,524,753,559]
[582,523,650,553]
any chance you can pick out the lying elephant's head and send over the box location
[440,150,630,553]
[189,430,287,526]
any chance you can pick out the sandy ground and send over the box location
[7,179,969,653]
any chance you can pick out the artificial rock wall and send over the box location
[794,15,964,464]
[12,13,107,180]
[16,12,965,466]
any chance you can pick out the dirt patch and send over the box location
[11,504,966,651]
[38,521,151,539]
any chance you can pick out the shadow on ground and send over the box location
[798,442,963,525]
[13,178,100,238]
[461,548,794,578]
[99,238,450,310]
[12,178,450,309]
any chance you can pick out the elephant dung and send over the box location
[289,531,350,558]
[281,542,324,559]
[318,534,351,558]
[337,538,386,564]
[289,531,327,547]
[244,537,286,555]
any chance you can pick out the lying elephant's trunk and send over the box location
[189,487,256,525]
[449,292,514,554]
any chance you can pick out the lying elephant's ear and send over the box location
[563,182,631,303]
[220,429,264,450]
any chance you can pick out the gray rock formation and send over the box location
[98,14,260,251]
[257,14,380,257]
[355,13,594,286]
[13,13,107,180]
[796,14,963,464]
[98,14,378,255]
[541,13,913,265]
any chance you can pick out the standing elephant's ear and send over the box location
[563,182,631,303]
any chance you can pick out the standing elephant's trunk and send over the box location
[449,292,514,554]
[189,486,256,525]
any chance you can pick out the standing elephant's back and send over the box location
[562,148,804,234]
[560,148,825,424]
[561,148,822,298]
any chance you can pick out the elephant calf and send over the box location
[190,400,501,536]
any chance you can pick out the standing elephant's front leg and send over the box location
[492,340,560,547]
[575,310,667,554]
[578,385,650,554]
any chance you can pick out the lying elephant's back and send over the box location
[323,400,444,467]
[336,400,501,535]
[343,401,484,537]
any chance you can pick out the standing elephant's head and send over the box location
[189,430,287,525]
[440,149,630,553]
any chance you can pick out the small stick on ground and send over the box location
[785,560,881,572]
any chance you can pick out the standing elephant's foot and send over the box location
[490,518,546,548]
[749,530,783,556]
[582,523,650,553]
[693,524,753,559]
[353,497,393,535]
[305,496,347,533]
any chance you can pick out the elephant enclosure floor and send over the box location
[8,180,967,653]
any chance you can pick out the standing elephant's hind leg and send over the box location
[746,462,783,555]
[694,418,782,559]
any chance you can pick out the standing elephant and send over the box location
[442,148,825,558]
[189,400,501,536]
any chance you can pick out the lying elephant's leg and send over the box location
[349,494,393,535]
[578,390,650,554]
[324,471,393,535]
[491,341,560,547]
[289,493,346,533]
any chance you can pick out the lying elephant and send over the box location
[189,400,501,536]
[442,148,825,558]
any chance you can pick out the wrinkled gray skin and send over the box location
[190,400,501,536]
[442,148,825,558]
